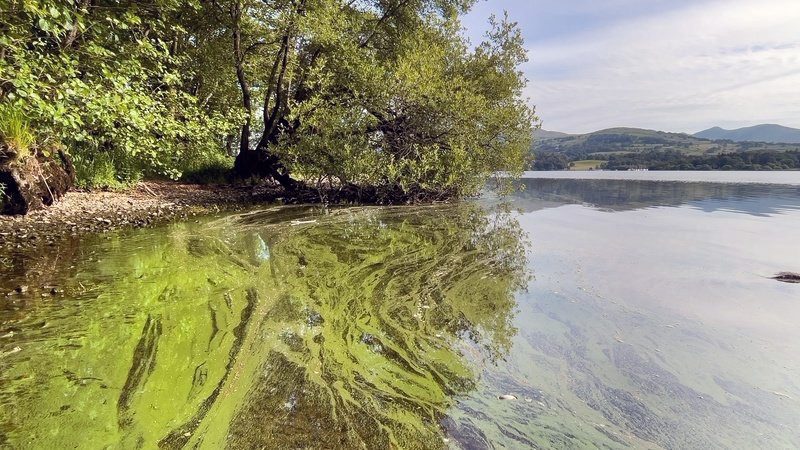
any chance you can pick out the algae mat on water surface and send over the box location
[0,205,529,448]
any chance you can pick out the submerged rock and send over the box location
[773,272,800,284]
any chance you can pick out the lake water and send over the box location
[1,173,799,448]
[524,170,800,185]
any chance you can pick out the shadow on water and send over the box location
[0,204,529,449]
[510,178,800,216]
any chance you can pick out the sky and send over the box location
[461,0,800,134]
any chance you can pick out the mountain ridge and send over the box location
[533,126,800,158]
[693,124,800,144]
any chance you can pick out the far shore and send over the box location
[522,170,800,185]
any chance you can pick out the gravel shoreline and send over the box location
[0,181,281,252]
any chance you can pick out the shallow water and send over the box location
[1,176,799,449]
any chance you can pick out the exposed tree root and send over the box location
[0,149,75,215]
[282,183,459,205]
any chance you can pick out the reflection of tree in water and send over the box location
[208,206,529,449]
[512,178,800,216]
[0,205,528,448]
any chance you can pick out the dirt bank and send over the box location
[0,181,282,252]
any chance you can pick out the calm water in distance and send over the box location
[524,170,800,185]
[1,171,799,448]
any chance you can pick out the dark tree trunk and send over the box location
[231,1,252,157]
[230,14,301,189]
[0,149,75,215]
[228,1,299,189]
[233,140,298,190]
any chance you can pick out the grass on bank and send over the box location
[0,106,36,158]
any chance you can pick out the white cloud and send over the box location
[526,0,800,133]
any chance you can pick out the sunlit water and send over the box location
[2,174,800,449]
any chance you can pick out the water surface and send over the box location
[525,170,800,185]
[1,174,799,448]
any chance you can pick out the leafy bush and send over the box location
[0,2,242,187]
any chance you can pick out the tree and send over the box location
[214,0,534,195]
[1,0,534,198]
[532,152,569,170]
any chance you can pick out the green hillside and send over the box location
[535,127,800,159]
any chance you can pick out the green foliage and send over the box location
[603,150,800,171]
[532,152,570,170]
[0,104,36,157]
[71,151,136,189]
[181,154,235,184]
[0,0,243,186]
[1,0,533,193]
[264,6,535,195]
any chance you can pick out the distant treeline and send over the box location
[534,131,800,161]
[532,153,571,170]
[531,150,800,171]
[603,150,800,171]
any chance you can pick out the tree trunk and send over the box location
[230,1,252,157]
[230,3,301,190]
[234,28,300,190]
[0,149,75,215]
[233,139,299,190]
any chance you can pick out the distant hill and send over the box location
[694,124,800,144]
[533,129,572,140]
[534,127,800,159]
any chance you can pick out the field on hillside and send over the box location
[570,160,605,170]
